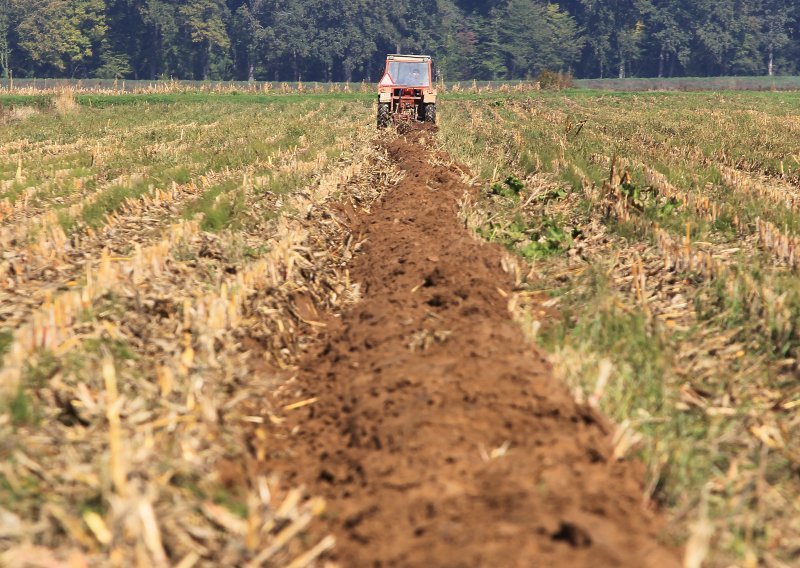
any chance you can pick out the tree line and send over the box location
[0,0,796,82]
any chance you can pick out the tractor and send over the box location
[377,54,437,128]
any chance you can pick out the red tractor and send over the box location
[377,54,437,128]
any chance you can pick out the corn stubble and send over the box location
[439,93,800,566]
[0,95,391,565]
[6,87,800,565]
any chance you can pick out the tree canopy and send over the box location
[0,0,796,81]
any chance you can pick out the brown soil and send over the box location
[262,126,680,567]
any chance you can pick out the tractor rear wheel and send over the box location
[424,103,437,124]
[377,103,390,128]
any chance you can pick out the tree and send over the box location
[619,0,649,78]
[17,0,108,76]
[760,0,794,75]
[0,0,12,79]
[2,0,800,81]
[96,41,132,78]
[694,0,743,75]
[499,0,583,78]
[255,0,313,81]
[647,0,692,77]
[730,10,763,75]
[231,1,263,81]
[178,0,231,80]
[133,0,181,79]
[576,0,614,77]
[302,0,382,82]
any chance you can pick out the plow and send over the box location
[377,54,437,128]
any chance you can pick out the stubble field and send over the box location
[0,87,798,567]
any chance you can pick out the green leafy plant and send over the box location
[519,217,578,260]
[491,175,525,199]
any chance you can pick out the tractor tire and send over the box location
[377,103,391,128]
[424,103,437,124]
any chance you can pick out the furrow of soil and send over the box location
[262,126,681,567]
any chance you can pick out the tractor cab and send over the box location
[377,54,437,127]
[386,59,431,87]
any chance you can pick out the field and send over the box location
[575,76,800,91]
[4,76,800,93]
[1,88,799,566]
[440,91,800,565]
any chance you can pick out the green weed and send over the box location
[0,330,11,360]
[7,386,34,427]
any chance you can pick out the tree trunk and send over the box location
[232,44,238,79]
[343,58,354,83]
[249,63,255,82]
[203,42,211,81]
[658,48,664,78]
[768,46,774,76]
[0,50,8,80]
[618,57,625,79]
[0,12,8,81]
[151,26,162,80]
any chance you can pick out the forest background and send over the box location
[0,0,796,83]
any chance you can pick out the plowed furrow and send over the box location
[264,126,680,567]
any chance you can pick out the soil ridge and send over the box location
[266,126,680,567]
